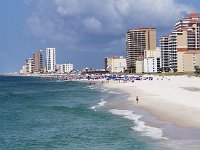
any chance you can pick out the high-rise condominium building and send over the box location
[160,13,200,72]
[126,28,156,73]
[160,36,170,72]
[33,50,43,73]
[46,48,56,73]
[174,13,200,51]
[26,58,34,73]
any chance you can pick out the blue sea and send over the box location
[0,76,199,150]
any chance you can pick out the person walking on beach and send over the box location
[136,96,139,104]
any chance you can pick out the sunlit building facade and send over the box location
[160,13,200,72]
[46,48,56,73]
[33,50,43,73]
[56,63,73,74]
[126,28,156,73]
[104,56,127,73]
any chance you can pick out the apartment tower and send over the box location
[26,58,34,74]
[160,13,200,72]
[46,48,56,73]
[126,28,156,73]
[33,50,43,73]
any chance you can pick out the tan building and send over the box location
[136,60,144,73]
[126,28,156,73]
[177,50,200,72]
[32,50,43,73]
[104,56,127,73]
[144,47,161,58]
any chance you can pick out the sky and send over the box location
[0,0,199,73]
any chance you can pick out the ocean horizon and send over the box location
[1,76,198,150]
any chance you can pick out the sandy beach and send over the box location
[102,75,200,129]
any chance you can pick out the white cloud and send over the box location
[125,0,193,26]
[25,0,195,53]
[83,17,102,32]
[55,0,82,16]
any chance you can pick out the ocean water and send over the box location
[0,76,172,149]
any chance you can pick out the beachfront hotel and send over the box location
[160,13,200,72]
[46,48,56,73]
[160,36,170,72]
[32,50,43,73]
[56,63,73,74]
[135,48,161,73]
[104,56,127,73]
[26,58,34,74]
[126,28,156,73]
[20,50,43,74]
[177,51,200,72]
[143,48,161,73]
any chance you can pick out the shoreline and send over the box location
[101,76,200,129]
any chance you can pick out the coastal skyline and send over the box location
[0,0,200,73]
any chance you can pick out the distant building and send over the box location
[26,58,34,74]
[160,13,200,72]
[20,65,28,75]
[46,48,56,73]
[160,36,170,72]
[32,50,43,73]
[126,27,156,73]
[135,60,144,73]
[177,51,200,72]
[143,48,161,73]
[56,63,73,74]
[144,48,161,58]
[104,56,127,73]
[144,57,161,73]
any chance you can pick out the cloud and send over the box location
[26,0,194,35]
[55,0,83,16]
[83,17,102,33]
[25,0,195,68]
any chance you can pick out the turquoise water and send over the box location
[0,76,167,150]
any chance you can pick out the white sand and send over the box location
[102,75,200,129]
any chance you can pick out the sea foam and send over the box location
[90,99,107,111]
[109,109,167,140]
[107,91,121,94]
[100,88,109,92]
[87,85,98,90]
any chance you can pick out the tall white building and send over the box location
[46,48,56,73]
